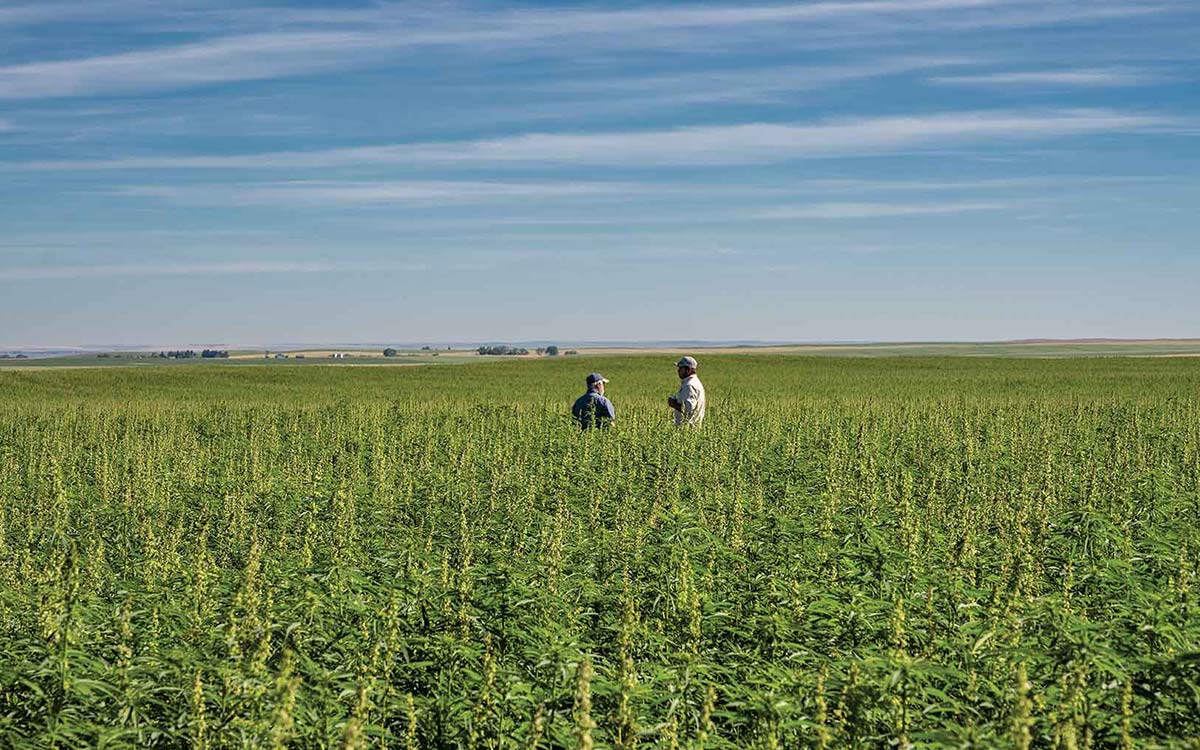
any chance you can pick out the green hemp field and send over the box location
[2,356,1199,748]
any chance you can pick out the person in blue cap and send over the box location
[572,373,616,430]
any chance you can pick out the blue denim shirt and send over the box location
[572,390,615,429]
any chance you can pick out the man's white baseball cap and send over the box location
[675,356,698,368]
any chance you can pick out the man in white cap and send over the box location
[667,356,706,426]
[572,372,615,430]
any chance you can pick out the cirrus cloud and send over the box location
[750,201,1007,219]
[929,66,1171,87]
[11,109,1177,171]
[0,0,1180,99]
[0,260,429,281]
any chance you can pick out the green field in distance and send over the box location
[8,338,1200,369]
[2,356,1199,748]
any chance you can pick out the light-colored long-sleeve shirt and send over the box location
[673,374,706,426]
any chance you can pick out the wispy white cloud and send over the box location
[751,201,1007,219]
[16,109,1174,170]
[915,1,1178,32]
[0,31,380,99]
[462,0,1012,42]
[0,1,212,27]
[160,0,1190,40]
[536,56,981,107]
[0,228,289,252]
[0,2,972,99]
[0,57,984,141]
[798,175,1171,192]
[930,66,1169,87]
[97,174,1174,211]
[0,0,1012,31]
[109,180,648,206]
[395,110,1173,166]
[0,260,429,281]
[4,0,1174,34]
[0,0,1180,99]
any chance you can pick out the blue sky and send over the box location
[1,0,1198,346]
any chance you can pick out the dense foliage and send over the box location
[477,347,530,356]
[2,356,1199,749]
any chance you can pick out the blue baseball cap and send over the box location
[586,373,609,386]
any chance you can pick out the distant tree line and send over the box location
[478,346,529,356]
[0,353,29,359]
[154,350,229,359]
[476,345,577,356]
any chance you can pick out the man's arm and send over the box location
[601,396,616,420]
[680,383,700,419]
[668,382,686,411]
[684,384,700,411]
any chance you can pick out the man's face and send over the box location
[595,381,605,395]
[678,365,690,379]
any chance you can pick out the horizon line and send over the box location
[6,336,1200,354]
